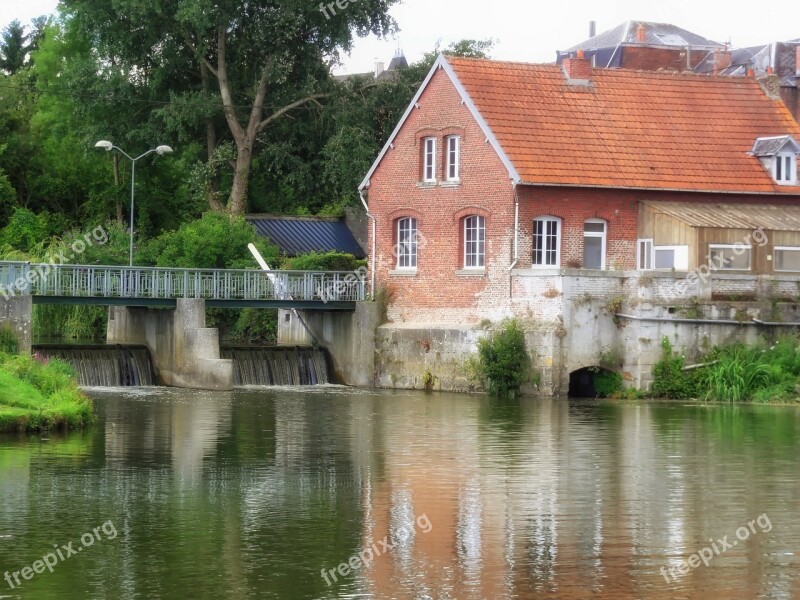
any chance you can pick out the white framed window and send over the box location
[464,215,485,268]
[774,246,800,272]
[775,152,797,185]
[533,216,561,266]
[446,136,460,181]
[637,239,653,270]
[396,217,418,269]
[583,219,606,269]
[709,244,751,270]
[654,245,689,270]
[422,137,436,182]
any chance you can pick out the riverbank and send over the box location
[0,352,93,432]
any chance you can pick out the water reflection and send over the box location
[0,390,798,599]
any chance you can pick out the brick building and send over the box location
[358,53,800,394]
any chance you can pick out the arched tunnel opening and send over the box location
[568,366,619,398]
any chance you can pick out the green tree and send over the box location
[0,20,30,74]
[60,0,400,215]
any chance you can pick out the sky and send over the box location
[2,0,799,74]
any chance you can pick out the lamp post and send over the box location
[95,140,173,266]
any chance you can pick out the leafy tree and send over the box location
[477,319,530,398]
[60,0,401,215]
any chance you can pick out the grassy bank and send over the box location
[0,352,93,433]
[645,336,800,404]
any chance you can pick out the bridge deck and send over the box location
[0,262,365,309]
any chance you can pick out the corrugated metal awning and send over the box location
[246,216,365,258]
[642,201,800,231]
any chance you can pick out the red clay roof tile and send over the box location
[446,56,800,194]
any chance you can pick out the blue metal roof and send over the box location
[247,216,366,258]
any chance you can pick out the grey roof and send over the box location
[247,216,365,258]
[644,201,800,231]
[565,20,723,53]
[387,53,408,71]
[752,135,800,157]
[694,41,799,85]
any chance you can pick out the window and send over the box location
[775,152,796,184]
[422,137,436,182]
[446,136,460,181]
[709,244,751,270]
[774,246,800,272]
[653,245,689,270]
[583,219,606,269]
[464,215,485,268]
[533,217,561,266]
[637,239,653,270]
[396,217,418,269]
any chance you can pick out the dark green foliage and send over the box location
[0,207,50,252]
[281,251,365,271]
[477,319,529,398]
[593,369,623,398]
[138,213,277,269]
[0,325,18,353]
[0,20,30,75]
[651,337,703,399]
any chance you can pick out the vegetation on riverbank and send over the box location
[0,332,93,432]
[475,319,531,399]
[643,336,800,404]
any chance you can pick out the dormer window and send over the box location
[752,135,800,186]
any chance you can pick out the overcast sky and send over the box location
[3,0,799,74]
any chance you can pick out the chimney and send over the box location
[375,61,385,78]
[589,20,596,38]
[636,23,646,43]
[712,49,732,73]
[562,49,591,84]
[758,70,782,99]
[796,45,800,77]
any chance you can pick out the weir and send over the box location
[221,346,330,385]
[33,344,155,387]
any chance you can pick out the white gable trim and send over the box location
[358,54,521,191]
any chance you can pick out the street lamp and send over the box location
[95,140,173,266]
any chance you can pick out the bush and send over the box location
[477,319,529,398]
[593,369,623,398]
[138,212,278,269]
[0,208,50,253]
[280,251,365,272]
[652,337,703,399]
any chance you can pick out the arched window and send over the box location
[464,215,485,268]
[533,216,561,266]
[396,217,418,269]
[583,219,606,270]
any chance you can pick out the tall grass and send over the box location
[702,346,775,402]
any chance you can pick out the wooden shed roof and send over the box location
[643,201,800,231]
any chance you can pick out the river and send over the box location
[1,387,799,599]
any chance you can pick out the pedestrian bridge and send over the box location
[0,261,365,310]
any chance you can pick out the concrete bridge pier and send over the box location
[107,298,233,390]
[0,294,32,354]
[278,302,381,387]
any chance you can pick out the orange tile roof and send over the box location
[446,56,800,194]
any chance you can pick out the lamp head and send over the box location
[155,145,173,156]
[95,140,113,151]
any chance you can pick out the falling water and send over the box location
[32,345,156,387]
[221,347,330,386]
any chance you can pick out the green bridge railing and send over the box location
[0,261,366,304]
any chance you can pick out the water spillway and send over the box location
[221,346,330,386]
[32,344,156,387]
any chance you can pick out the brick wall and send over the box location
[365,67,516,324]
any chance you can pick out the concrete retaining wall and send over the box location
[278,303,381,387]
[107,299,233,390]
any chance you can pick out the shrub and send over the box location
[593,369,623,398]
[652,337,703,399]
[477,319,529,398]
[281,251,365,272]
